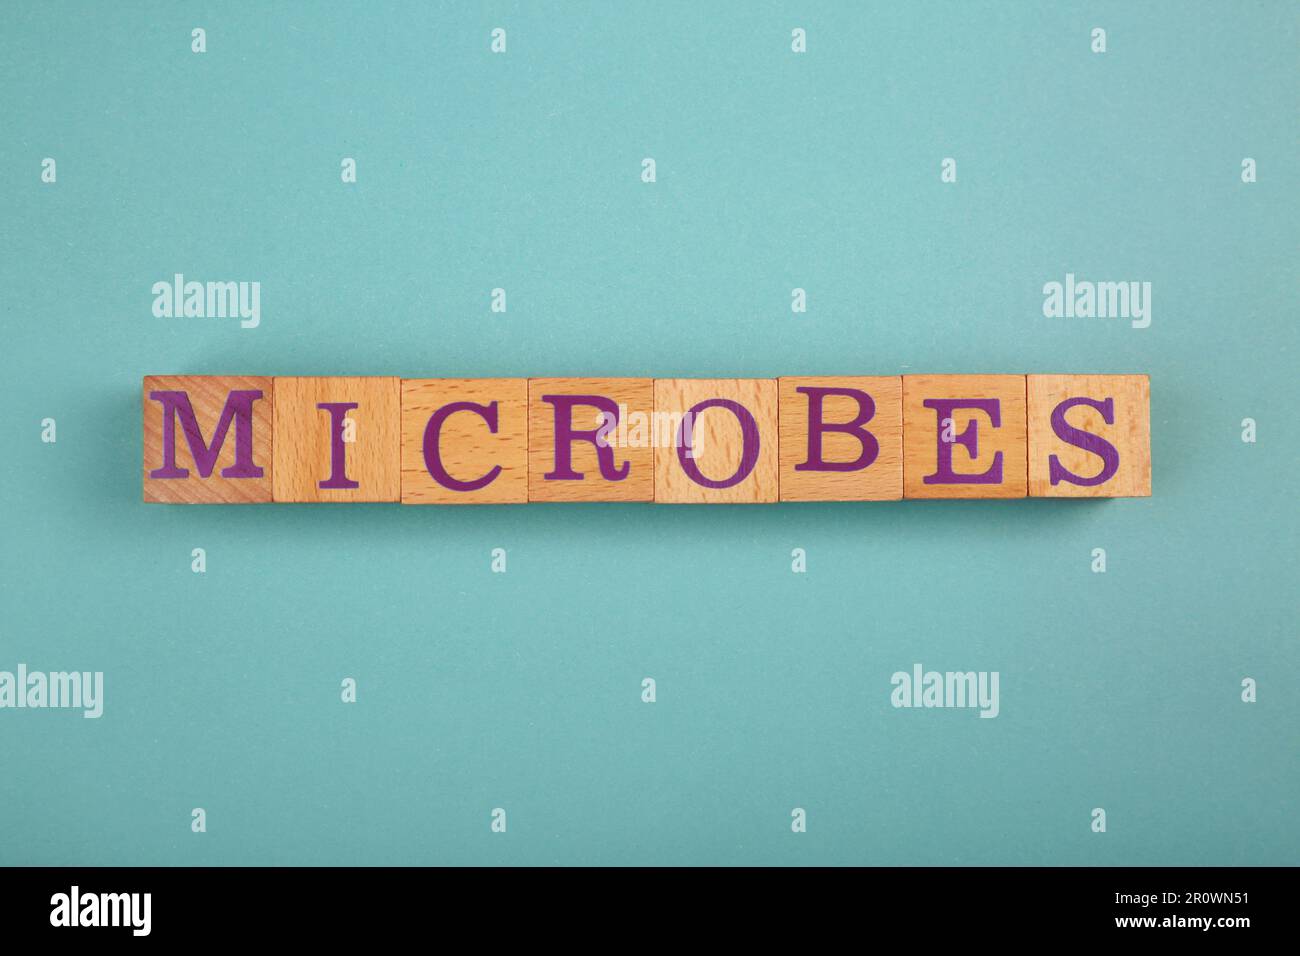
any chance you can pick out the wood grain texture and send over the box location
[653,379,778,504]
[1027,374,1151,497]
[778,376,902,501]
[143,375,274,503]
[272,377,401,502]
[902,375,1028,499]
[528,377,654,502]
[402,378,528,504]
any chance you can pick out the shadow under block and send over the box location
[143,375,275,503]
[272,377,401,502]
[528,378,654,502]
[779,376,902,501]
[402,378,528,504]
[653,379,779,504]
[902,375,1028,499]
[1027,374,1151,497]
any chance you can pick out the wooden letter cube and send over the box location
[1027,374,1151,497]
[402,378,528,504]
[654,379,778,504]
[528,378,654,502]
[779,376,902,501]
[143,375,274,503]
[272,377,401,502]
[902,375,1027,499]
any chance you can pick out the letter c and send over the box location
[423,401,502,491]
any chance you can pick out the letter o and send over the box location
[676,398,760,489]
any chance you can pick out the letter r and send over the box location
[543,394,630,482]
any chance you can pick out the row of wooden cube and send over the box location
[142,374,1151,503]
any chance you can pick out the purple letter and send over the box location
[1048,396,1120,486]
[676,398,760,489]
[794,386,879,472]
[317,402,360,490]
[543,395,629,481]
[423,401,502,492]
[922,398,1003,485]
[149,389,264,479]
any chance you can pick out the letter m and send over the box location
[101,894,130,928]
[149,389,264,478]
[1097,281,1129,318]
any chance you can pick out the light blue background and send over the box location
[1,2,1296,865]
